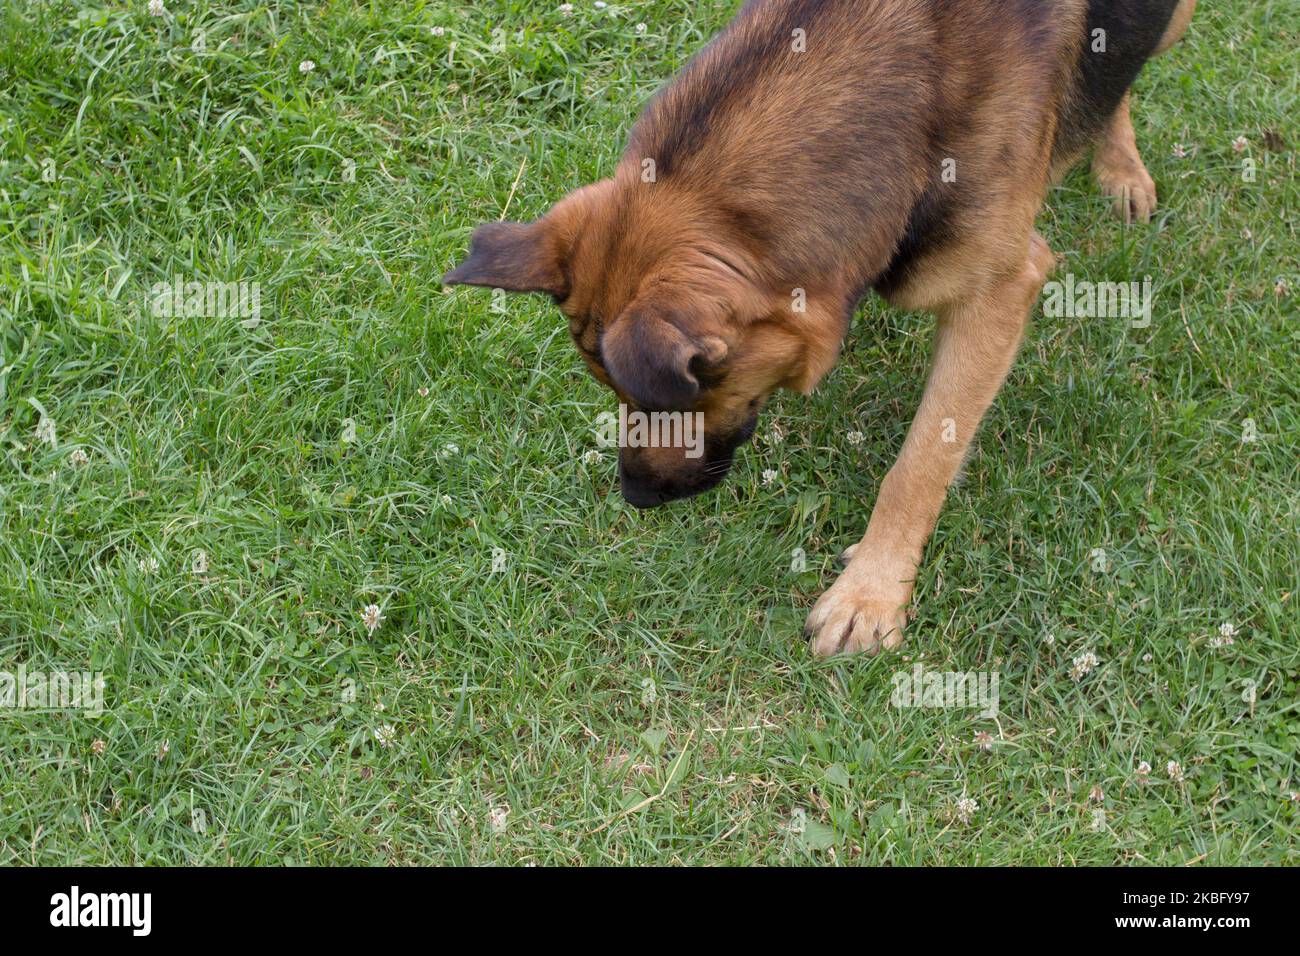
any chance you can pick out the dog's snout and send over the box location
[618,459,671,509]
[622,483,671,509]
[618,446,739,508]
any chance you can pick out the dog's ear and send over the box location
[442,220,567,297]
[602,301,728,412]
[443,180,615,298]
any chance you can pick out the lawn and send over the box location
[0,0,1296,865]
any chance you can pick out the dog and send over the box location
[444,0,1196,656]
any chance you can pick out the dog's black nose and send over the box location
[622,485,669,509]
[619,463,669,509]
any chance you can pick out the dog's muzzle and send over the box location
[617,412,758,509]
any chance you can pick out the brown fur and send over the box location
[445,0,1196,654]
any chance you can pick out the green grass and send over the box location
[0,0,1296,865]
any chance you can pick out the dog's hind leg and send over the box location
[1092,0,1196,223]
[806,233,1056,656]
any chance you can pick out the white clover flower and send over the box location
[761,469,778,486]
[1276,278,1290,298]
[299,60,316,74]
[360,603,384,634]
[68,448,89,467]
[431,26,445,36]
[137,556,160,573]
[1070,650,1099,681]
[582,449,601,465]
[1231,135,1248,153]
[147,0,165,16]
[1210,621,1237,649]
[954,797,978,824]
[443,442,460,456]
[559,3,575,14]
[439,494,453,508]
[1089,784,1105,804]
[1136,760,1152,778]
[1166,760,1185,783]
[846,430,865,446]
[374,724,396,747]
[490,806,510,832]
[593,1,607,8]
[35,415,56,447]
[973,731,993,752]
[1089,808,1107,832]
[417,386,429,397]
[636,23,647,34]
[1172,143,1189,158]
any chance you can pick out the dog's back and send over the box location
[627,0,1183,301]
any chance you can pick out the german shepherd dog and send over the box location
[444,0,1197,655]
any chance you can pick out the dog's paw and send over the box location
[804,558,912,657]
[1097,161,1157,224]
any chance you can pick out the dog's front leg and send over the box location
[806,233,1056,656]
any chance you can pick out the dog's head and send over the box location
[443,176,846,508]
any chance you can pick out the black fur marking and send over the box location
[872,185,953,299]
[1054,0,1182,159]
